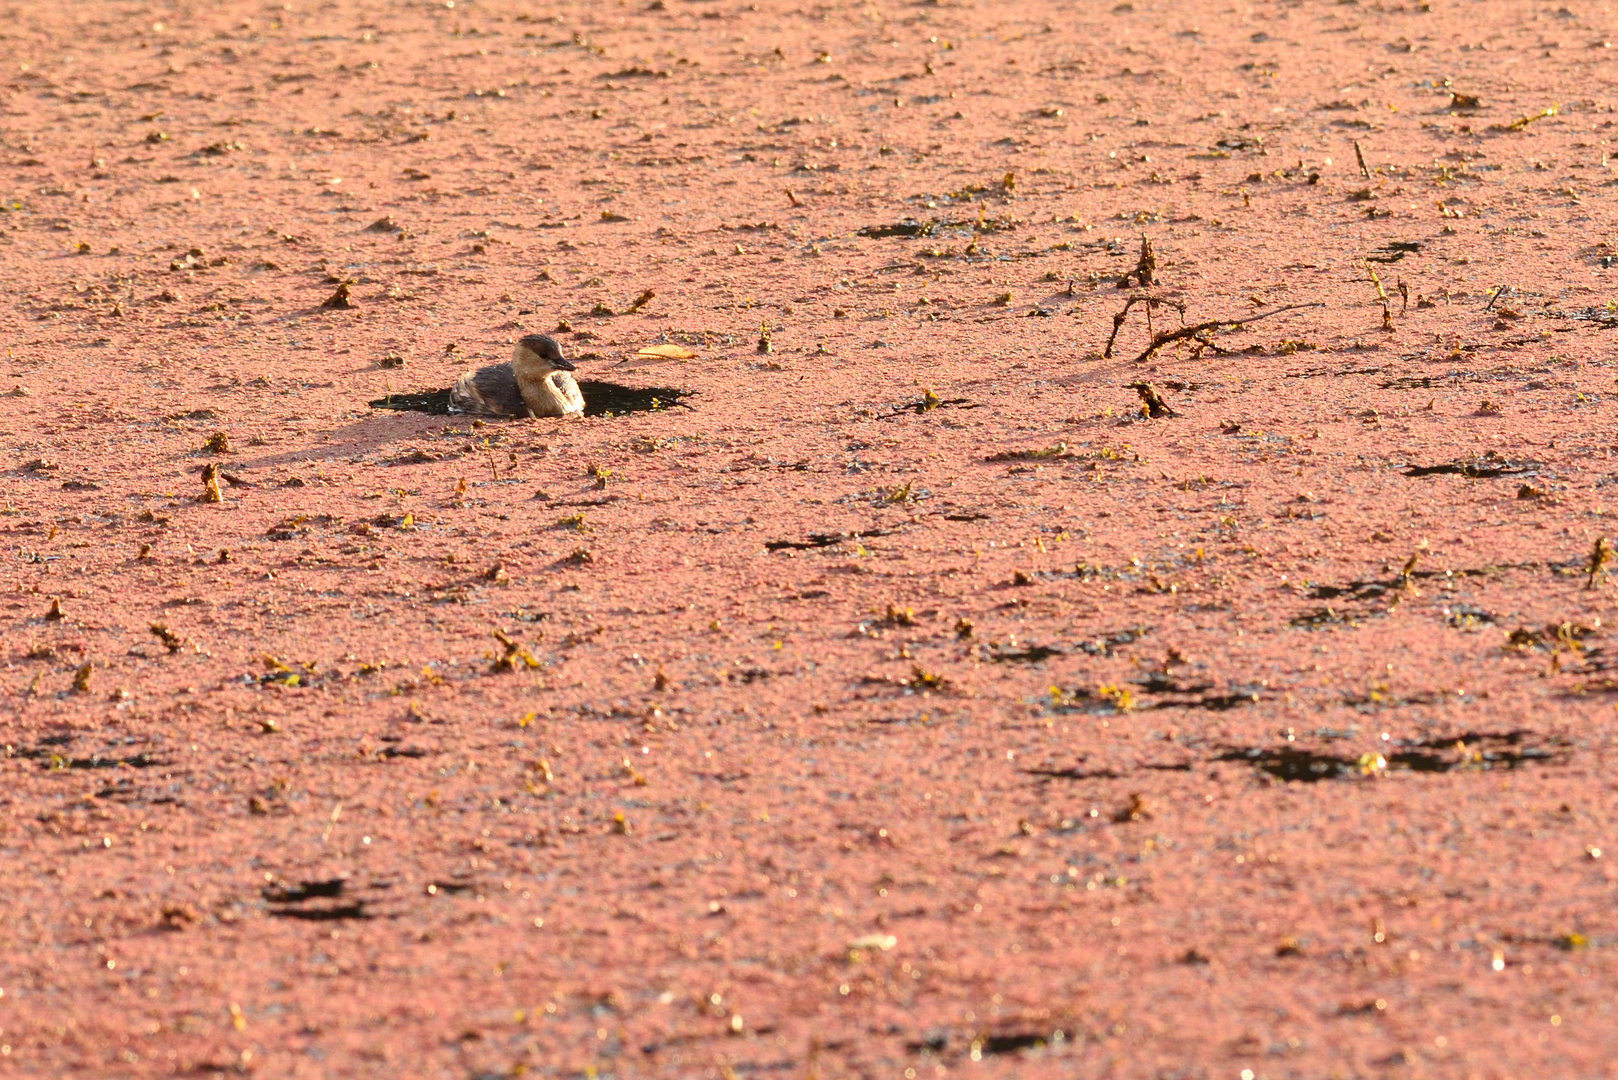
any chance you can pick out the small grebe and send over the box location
[449,334,584,418]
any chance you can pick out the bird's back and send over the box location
[449,362,528,417]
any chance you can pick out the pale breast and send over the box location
[517,369,585,417]
[552,372,586,416]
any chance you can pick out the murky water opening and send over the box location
[368,379,691,418]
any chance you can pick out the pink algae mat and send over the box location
[3,0,1618,1077]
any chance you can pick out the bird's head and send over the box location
[513,334,575,372]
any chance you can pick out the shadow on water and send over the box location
[1216,730,1560,781]
[367,380,691,418]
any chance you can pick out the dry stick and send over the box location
[1123,302,1325,365]
[1586,536,1613,591]
[1354,140,1371,180]
[1129,382,1177,418]
[1122,235,1156,288]
[1103,296,1184,359]
[1363,260,1388,302]
[200,463,225,503]
[1504,103,1558,132]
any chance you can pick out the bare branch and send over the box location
[1113,302,1325,364]
[1103,295,1185,359]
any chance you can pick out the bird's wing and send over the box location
[450,362,527,417]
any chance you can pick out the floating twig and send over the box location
[200,463,225,503]
[1586,537,1613,591]
[1119,235,1156,288]
[1103,296,1183,359]
[1106,299,1324,364]
[1363,260,1388,302]
[1496,103,1559,132]
[1130,382,1177,418]
[150,623,187,653]
[491,628,539,672]
[321,281,354,309]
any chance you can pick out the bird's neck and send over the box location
[514,360,571,416]
[527,372,569,412]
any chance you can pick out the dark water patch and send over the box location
[880,394,979,418]
[982,642,1064,663]
[1025,766,1123,781]
[1130,672,1263,710]
[368,388,454,413]
[858,218,964,238]
[1555,306,1618,329]
[577,380,692,416]
[1290,605,1376,629]
[1402,452,1537,478]
[765,528,892,552]
[1379,370,1488,390]
[1446,604,1495,629]
[367,380,691,417]
[978,1032,1054,1055]
[25,745,164,770]
[1216,746,1373,782]
[265,879,346,903]
[1366,240,1421,263]
[1507,621,1600,651]
[1219,731,1561,781]
[1172,690,1263,710]
[272,903,370,921]
[1285,365,1384,380]
[1025,761,1191,782]
[1309,580,1394,602]
[1303,563,1548,621]
[1078,625,1153,654]
[984,443,1073,463]
[265,878,374,921]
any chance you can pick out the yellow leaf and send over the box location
[635,343,695,360]
[847,934,897,952]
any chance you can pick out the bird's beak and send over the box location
[550,356,576,372]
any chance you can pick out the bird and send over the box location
[449,334,584,418]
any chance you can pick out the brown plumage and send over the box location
[449,335,584,418]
